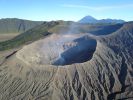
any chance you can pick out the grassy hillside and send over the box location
[50,22,124,35]
[0,21,60,51]
[0,18,43,34]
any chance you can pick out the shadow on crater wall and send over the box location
[52,36,97,66]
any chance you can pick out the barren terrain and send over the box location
[0,22,133,100]
[0,33,18,42]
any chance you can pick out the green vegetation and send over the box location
[0,21,59,51]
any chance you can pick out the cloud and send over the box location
[61,4,133,11]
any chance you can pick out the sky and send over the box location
[0,0,133,21]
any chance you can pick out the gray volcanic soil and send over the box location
[0,22,133,100]
[16,34,96,66]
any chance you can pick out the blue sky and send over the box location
[0,0,133,21]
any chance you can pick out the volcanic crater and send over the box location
[16,33,97,66]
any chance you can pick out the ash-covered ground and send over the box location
[0,22,133,100]
[16,33,97,66]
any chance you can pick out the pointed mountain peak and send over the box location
[78,15,97,23]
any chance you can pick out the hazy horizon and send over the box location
[0,0,133,21]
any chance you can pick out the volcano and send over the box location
[0,21,133,100]
[16,33,97,66]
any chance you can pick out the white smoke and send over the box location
[17,33,97,66]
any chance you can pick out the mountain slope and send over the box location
[78,16,98,23]
[0,22,132,100]
[50,22,123,35]
[0,18,43,34]
[0,21,123,51]
[0,21,60,51]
